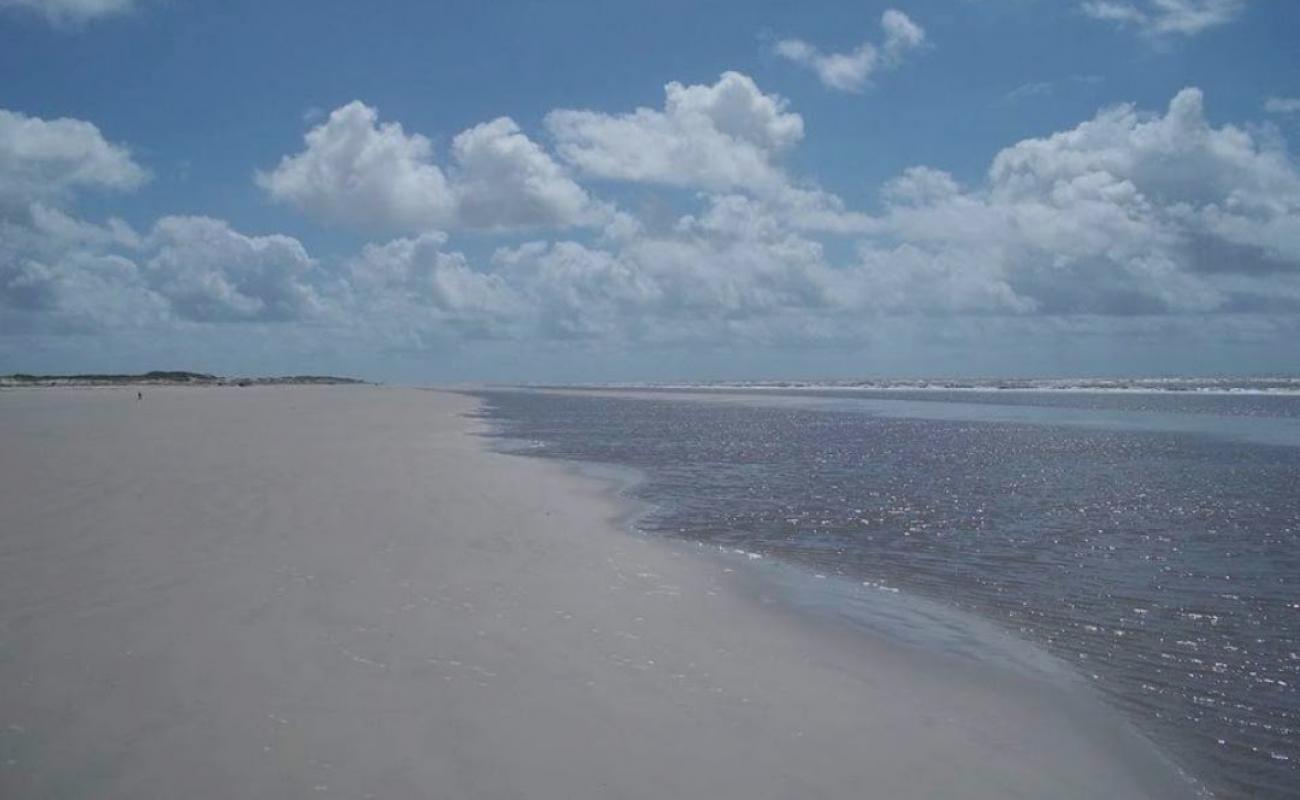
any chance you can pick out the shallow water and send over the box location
[474,386,1300,799]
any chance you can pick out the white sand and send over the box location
[0,386,1200,798]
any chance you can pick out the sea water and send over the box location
[472,385,1300,799]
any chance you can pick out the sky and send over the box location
[1,0,1298,382]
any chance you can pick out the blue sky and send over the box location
[1,0,1298,381]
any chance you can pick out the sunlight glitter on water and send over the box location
[476,386,1300,798]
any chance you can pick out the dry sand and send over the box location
[0,386,1201,799]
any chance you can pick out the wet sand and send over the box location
[0,386,1200,798]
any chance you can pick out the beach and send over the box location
[0,385,1199,799]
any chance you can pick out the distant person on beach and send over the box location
[137,391,142,400]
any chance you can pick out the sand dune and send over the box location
[0,386,1198,798]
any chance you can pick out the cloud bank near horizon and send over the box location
[3,67,1298,375]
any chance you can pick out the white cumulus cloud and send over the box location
[257,102,453,234]
[0,109,147,203]
[544,72,865,232]
[342,232,521,344]
[256,101,600,234]
[868,87,1300,315]
[2,209,327,331]
[143,216,323,323]
[545,71,802,194]
[492,202,839,342]
[0,108,329,332]
[450,117,602,230]
[774,8,926,92]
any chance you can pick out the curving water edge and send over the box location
[468,386,1300,799]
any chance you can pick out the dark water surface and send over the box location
[472,387,1300,799]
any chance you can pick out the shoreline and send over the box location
[470,391,1094,685]
[468,390,1209,791]
[464,387,1208,797]
[1,385,1203,798]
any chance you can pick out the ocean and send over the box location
[471,384,1300,799]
